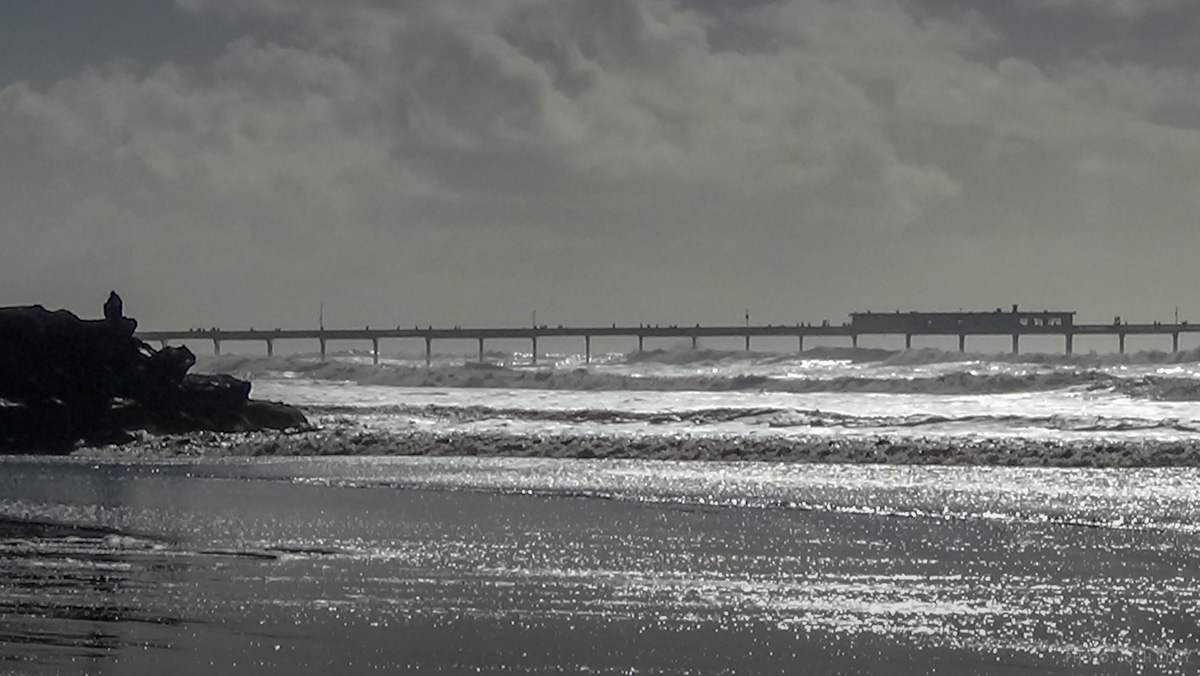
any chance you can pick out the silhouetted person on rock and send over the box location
[103,291,137,335]
[0,293,308,451]
[104,291,123,322]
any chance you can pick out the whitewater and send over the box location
[92,344,1200,467]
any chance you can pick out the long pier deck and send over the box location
[137,319,1199,365]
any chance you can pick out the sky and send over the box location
[3,0,1200,331]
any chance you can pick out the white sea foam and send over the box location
[95,347,1200,467]
[196,349,1200,399]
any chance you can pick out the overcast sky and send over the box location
[3,0,1200,330]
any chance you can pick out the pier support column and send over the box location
[214,339,221,356]
[372,338,380,366]
[479,338,485,363]
[160,340,168,350]
[958,334,966,353]
[798,335,805,353]
[1173,332,1180,353]
[905,334,912,350]
[531,336,538,365]
[1118,334,1126,354]
[692,335,698,350]
[1065,334,1073,356]
[266,340,274,357]
[745,335,751,351]
[851,334,858,349]
[1011,334,1019,355]
[585,336,591,364]
[319,338,327,361]
[425,337,432,367]
[638,335,644,353]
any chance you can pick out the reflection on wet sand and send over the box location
[2,457,1199,674]
[0,517,184,667]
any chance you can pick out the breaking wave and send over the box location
[195,351,1200,399]
[305,401,1200,435]
[622,346,898,364]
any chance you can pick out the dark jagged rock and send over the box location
[0,293,309,453]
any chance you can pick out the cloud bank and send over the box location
[2,0,1199,331]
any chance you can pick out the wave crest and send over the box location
[194,352,1200,399]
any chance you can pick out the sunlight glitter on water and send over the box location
[2,456,1199,673]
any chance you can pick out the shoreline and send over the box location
[69,424,1200,468]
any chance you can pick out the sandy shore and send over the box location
[4,458,1195,675]
[75,423,1200,468]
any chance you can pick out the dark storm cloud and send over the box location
[1019,0,1188,19]
[0,1,263,87]
[2,0,1200,329]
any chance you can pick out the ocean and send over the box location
[3,346,1200,674]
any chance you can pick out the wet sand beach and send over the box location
[2,456,1197,674]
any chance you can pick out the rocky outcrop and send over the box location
[0,293,308,453]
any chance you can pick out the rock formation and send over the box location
[0,293,308,453]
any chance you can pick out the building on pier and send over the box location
[850,306,1075,334]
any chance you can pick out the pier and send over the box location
[136,308,1197,364]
